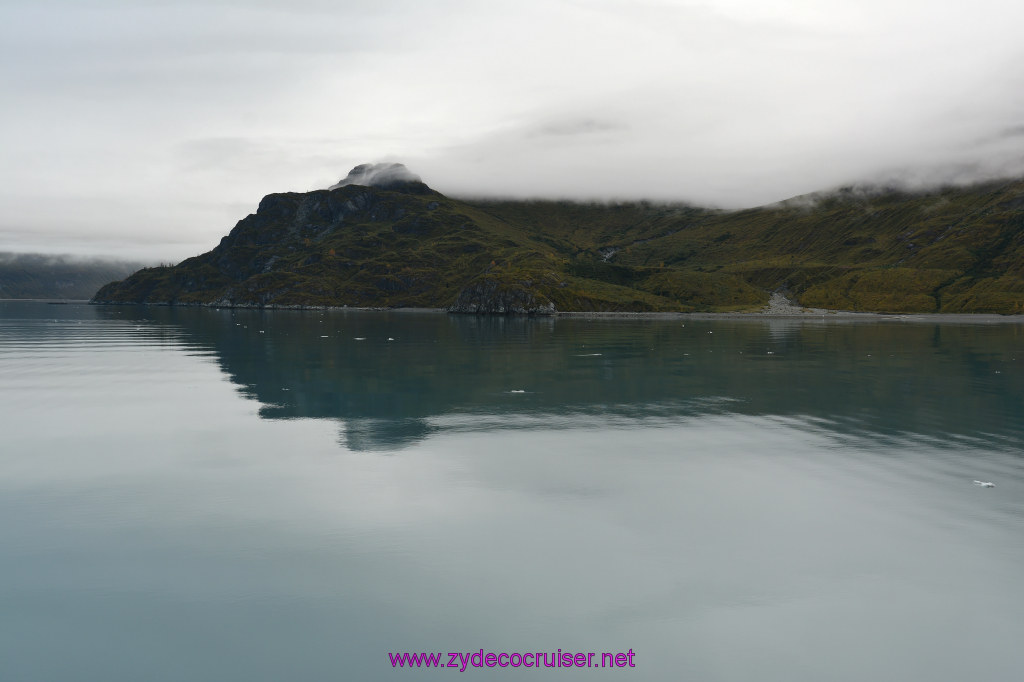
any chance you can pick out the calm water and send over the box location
[2,301,1023,681]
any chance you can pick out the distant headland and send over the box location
[92,163,1024,315]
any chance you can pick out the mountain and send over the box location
[93,164,1024,314]
[0,253,147,300]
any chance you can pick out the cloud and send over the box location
[328,163,422,190]
[534,119,625,138]
[996,125,1024,140]
[2,0,1024,257]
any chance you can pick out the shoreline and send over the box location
[555,292,1024,323]
[79,299,1024,323]
[554,310,1024,323]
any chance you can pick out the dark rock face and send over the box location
[448,277,556,315]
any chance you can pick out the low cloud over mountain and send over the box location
[328,163,423,191]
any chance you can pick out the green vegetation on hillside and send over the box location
[93,176,1024,314]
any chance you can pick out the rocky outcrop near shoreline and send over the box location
[447,276,556,315]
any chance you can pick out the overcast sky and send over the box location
[2,0,1023,260]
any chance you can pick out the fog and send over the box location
[2,0,1022,260]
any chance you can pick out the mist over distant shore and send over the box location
[0,252,148,300]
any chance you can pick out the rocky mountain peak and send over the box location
[328,163,425,191]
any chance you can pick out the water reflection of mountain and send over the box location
[96,306,1024,451]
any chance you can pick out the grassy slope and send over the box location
[94,179,1024,313]
[467,179,1024,313]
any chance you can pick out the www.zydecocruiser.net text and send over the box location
[389,649,637,671]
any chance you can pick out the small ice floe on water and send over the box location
[354,337,366,340]
[973,480,995,488]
